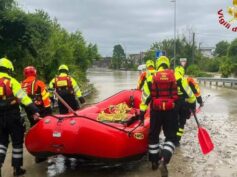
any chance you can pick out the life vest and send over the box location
[55,76,74,95]
[0,77,17,106]
[150,69,178,111]
[21,79,43,106]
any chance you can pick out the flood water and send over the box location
[2,68,237,177]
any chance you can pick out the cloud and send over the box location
[18,0,237,56]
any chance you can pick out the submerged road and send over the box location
[2,68,237,177]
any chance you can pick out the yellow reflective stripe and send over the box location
[16,89,32,106]
[142,94,147,102]
[140,104,148,111]
[42,92,49,100]
[176,132,183,136]
[49,78,55,89]
[42,89,46,96]
[146,75,153,82]
[73,85,80,92]
[195,86,200,93]
[143,88,149,97]
[177,128,184,136]
[71,77,82,97]
[21,96,32,106]
[31,80,36,95]
[16,89,27,99]
[184,85,193,97]
[186,96,196,103]
[177,87,182,95]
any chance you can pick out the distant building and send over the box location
[92,57,112,68]
[128,52,146,65]
[200,47,215,58]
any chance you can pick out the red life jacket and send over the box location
[150,69,178,111]
[0,77,16,106]
[55,76,74,95]
[21,79,43,106]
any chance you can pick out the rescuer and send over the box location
[175,66,197,147]
[139,56,178,177]
[21,66,52,127]
[49,64,85,114]
[0,58,40,177]
[137,60,156,90]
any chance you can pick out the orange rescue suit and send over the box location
[21,76,51,108]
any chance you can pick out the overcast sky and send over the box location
[18,0,237,57]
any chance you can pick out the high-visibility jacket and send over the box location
[137,68,156,90]
[21,76,51,108]
[49,73,82,98]
[187,77,201,98]
[175,72,196,104]
[140,67,178,112]
[0,72,33,107]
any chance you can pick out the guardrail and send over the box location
[197,77,237,88]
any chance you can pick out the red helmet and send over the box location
[24,66,37,78]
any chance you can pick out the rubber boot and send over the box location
[151,161,159,171]
[174,141,180,147]
[159,159,168,177]
[13,167,26,177]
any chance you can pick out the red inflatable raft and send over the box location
[25,90,150,162]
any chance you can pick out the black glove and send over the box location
[197,96,204,107]
[79,97,85,104]
[189,102,196,113]
[25,103,39,115]
[44,107,52,116]
[139,111,145,125]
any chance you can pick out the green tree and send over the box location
[149,36,200,67]
[219,57,233,78]
[0,0,15,11]
[214,41,230,57]
[112,44,125,69]
[143,50,156,62]
[0,4,100,83]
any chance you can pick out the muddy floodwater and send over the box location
[2,68,237,177]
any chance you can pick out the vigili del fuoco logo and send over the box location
[218,0,237,32]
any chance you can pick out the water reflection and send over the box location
[46,154,145,177]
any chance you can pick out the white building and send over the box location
[200,47,215,58]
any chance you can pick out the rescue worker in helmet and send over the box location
[49,65,85,114]
[175,66,197,147]
[0,58,40,177]
[139,56,178,177]
[137,60,156,90]
[175,66,203,146]
[21,66,52,127]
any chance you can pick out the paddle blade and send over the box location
[198,127,214,155]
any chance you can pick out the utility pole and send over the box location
[192,32,195,64]
[173,0,177,69]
